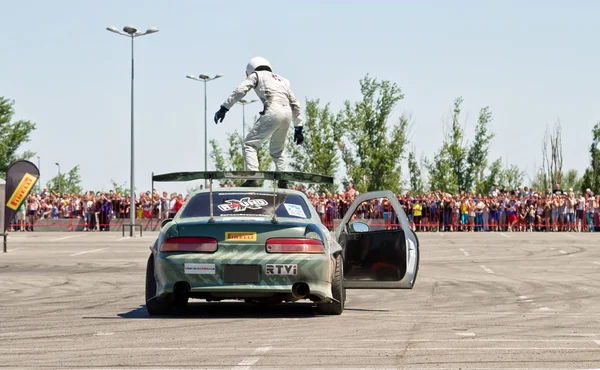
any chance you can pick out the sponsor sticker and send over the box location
[7,173,37,211]
[225,231,257,241]
[218,197,269,213]
[184,263,216,275]
[265,264,298,275]
[283,203,306,218]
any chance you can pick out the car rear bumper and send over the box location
[153,252,333,301]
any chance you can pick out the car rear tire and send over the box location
[145,254,170,316]
[317,254,344,315]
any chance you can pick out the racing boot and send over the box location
[278,180,289,189]
[241,180,258,187]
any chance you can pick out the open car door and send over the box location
[334,191,419,289]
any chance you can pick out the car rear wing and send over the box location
[151,171,334,223]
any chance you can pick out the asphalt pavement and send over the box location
[1,231,600,369]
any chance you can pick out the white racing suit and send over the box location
[221,70,301,172]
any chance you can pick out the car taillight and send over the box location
[160,237,218,252]
[266,238,325,253]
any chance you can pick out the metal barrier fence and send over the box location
[8,204,600,232]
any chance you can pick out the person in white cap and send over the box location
[214,56,303,188]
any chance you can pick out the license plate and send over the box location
[223,265,260,283]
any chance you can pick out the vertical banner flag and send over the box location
[4,160,39,232]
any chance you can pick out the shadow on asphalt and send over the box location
[116,301,321,319]
[107,301,388,319]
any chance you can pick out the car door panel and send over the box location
[334,190,419,289]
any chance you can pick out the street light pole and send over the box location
[236,99,258,170]
[107,25,159,237]
[186,73,224,187]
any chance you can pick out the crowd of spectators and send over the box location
[11,183,600,233]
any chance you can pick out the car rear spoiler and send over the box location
[151,171,334,223]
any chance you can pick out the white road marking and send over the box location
[593,262,600,266]
[479,265,494,274]
[319,338,597,342]
[562,233,577,239]
[521,299,533,302]
[559,250,567,254]
[594,340,600,345]
[36,346,600,352]
[51,234,88,241]
[519,296,528,300]
[455,332,476,337]
[232,346,272,369]
[69,248,108,257]
[93,332,114,336]
[117,237,131,241]
[539,307,551,311]
[459,248,470,256]
[499,233,510,238]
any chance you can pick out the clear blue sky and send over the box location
[2,0,599,194]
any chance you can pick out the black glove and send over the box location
[214,105,228,124]
[294,126,304,145]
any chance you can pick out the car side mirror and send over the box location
[349,221,369,233]
[161,218,173,228]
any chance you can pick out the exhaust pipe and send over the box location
[291,282,310,300]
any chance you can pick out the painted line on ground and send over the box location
[232,346,272,369]
[69,248,109,257]
[312,338,598,343]
[51,234,88,241]
[499,233,510,238]
[455,332,476,337]
[459,248,470,256]
[6,248,26,252]
[559,250,567,254]
[3,346,593,352]
[479,265,494,274]
[117,237,131,241]
[562,233,577,239]
[594,340,600,345]
[593,262,600,266]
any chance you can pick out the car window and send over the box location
[179,192,312,219]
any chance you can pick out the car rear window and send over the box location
[179,192,312,219]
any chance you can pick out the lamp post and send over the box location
[237,99,258,141]
[55,162,61,195]
[186,73,224,187]
[107,25,159,237]
[236,99,258,170]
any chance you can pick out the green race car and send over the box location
[145,171,419,315]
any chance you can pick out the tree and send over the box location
[465,106,495,191]
[208,128,270,186]
[475,158,503,195]
[407,145,423,194]
[286,98,339,193]
[426,97,495,194]
[501,164,525,191]
[562,169,582,193]
[109,179,129,194]
[581,121,600,194]
[46,165,83,195]
[538,121,563,190]
[337,75,410,193]
[0,97,37,178]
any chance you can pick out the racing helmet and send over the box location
[246,56,272,76]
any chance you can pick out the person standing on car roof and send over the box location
[214,57,303,188]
